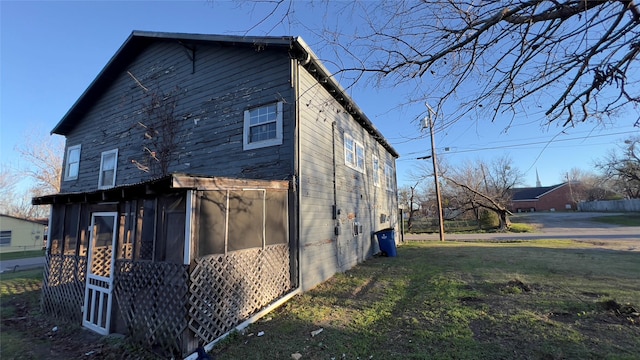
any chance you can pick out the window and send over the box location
[344,135,355,166]
[385,163,394,191]
[356,145,365,171]
[344,133,365,173]
[0,231,11,246]
[64,145,81,181]
[372,156,380,186]
[98,149,118,189]
[243,102,283,150]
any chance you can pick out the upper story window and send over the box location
[243,102,283,150]
[98,149,118,189]
[64,144,81,181]
[344,133,365,173]
[372,156,380,186]
[385,162,394,191]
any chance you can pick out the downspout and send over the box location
[183,190,194,266]
[299,48,311,66]
[294,53,304,292]
[331,121,342,270]
[332,122,338,221]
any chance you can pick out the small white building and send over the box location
[0,214,47,253]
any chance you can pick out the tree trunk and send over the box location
[498,210,510,230]
[407,210,414,232]
[473,206,481,229]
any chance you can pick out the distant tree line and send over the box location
[399,136,640,232]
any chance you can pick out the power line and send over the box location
[397,130,632,160]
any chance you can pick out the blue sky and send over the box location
[1,0,638,191]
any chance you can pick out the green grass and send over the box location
[2,242,639,359]
[0,269,43,296]
[405,218,492,233]
[507,223,535,233]
[211,241,640,360]
[0,269,43,318]
[592,213,640,226]
[0,249,45,261]
[0,269,45,358]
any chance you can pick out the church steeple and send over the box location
[536,169,542,187]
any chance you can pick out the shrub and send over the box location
[479,210,499,229]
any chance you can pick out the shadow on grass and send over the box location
[212,242,640,360]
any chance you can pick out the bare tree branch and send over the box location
[440,156,524,229]
[14,130,63,195]
[246,0,640,128]
[595,135,640,198]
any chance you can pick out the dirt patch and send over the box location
[547,311,575,323]
[1,294,156,359]
[581,291,609,298]
[546,300,640,327]
[468,319,496,343]
[459,296,483,303]
[597,300,640,325]
[501,279,533,294]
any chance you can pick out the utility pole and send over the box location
[424,104,445,242]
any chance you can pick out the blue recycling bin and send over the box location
[375,229,397,257]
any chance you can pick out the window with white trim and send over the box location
[356,144,365,171]
[0,230,11,246]
[98,149,118,189]
[243,102,283,150]
[372,156,380,186]
[385,162,394,191]
[344,133,365,173]
[64,144,81,181]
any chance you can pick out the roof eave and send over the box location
[52,32,139,135]
[292,37,399,158]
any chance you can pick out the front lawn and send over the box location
[212,240,640,359]
[2,241,639,359]
[592,213,640,226]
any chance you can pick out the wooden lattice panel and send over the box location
[90,246,112,277]
[41,254,87,322]
[187,244,291,344]
[120,243,134,260]
[258,244,292,302]
[113,260,189,358]
[139,240,154,260]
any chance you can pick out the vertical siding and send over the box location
[297,65,398,291]
[60,41,295,193]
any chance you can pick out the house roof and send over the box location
[51,31,399,158]
[511,183,568,201]
[0,214,48,226]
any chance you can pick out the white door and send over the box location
[83,212,117,335]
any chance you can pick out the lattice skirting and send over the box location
[41,254,87,322]
[188,244,292,344]
[114,260,189,358]
[41,244,292,358]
